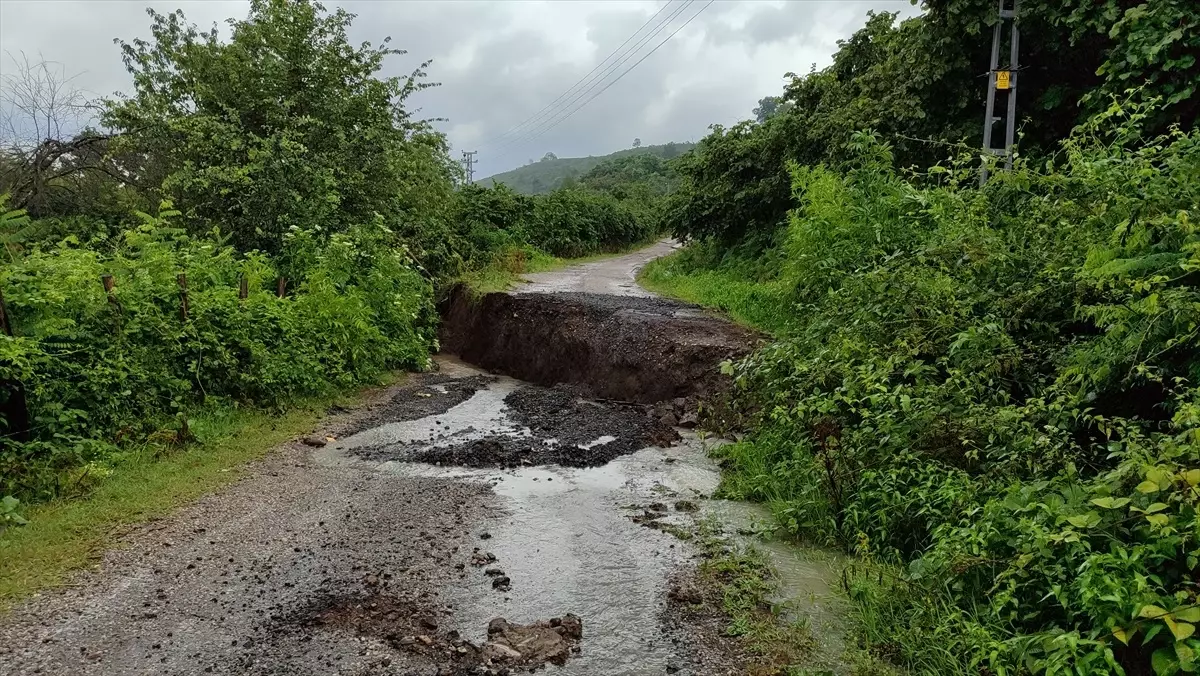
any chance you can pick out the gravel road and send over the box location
[0,244,756,676]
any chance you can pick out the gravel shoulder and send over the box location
[0,375,497,676]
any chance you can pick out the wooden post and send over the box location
[239,276,249,301]
[276,277,286,298]
[177,273,189,321]
[0,286,31,442]
[101,274,121,332]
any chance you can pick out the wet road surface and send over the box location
[515,240,679,297]
[0,242,850,675]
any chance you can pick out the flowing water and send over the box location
[315,358,855,675]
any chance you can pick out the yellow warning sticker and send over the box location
[996,70,1011,90]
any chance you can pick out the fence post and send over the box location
[0,287,31,442]
[177,273,189,321]
[239,275,249,301]
[0,288,10,338]
[276,277,286,298]
[101,274,121,332]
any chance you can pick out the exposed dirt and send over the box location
[354,383,680,468]
[273,591,583,675]
[660,568,753,676]
[339,374,496,437]
[439,289,761,404]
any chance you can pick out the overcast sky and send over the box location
[0,0,920,178]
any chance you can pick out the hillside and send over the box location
[477,142,695,194]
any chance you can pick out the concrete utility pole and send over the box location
[980,0,1020,185]
[461,150,478,184]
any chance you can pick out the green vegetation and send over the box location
[0,0,668,534]
[659,114,1200,674]
[648,2,1200,675]
[477,142,694,194]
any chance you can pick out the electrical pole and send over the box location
[980,0,1020,185]
[461,150,478,184]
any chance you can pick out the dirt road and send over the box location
[515,240,679,297]
[0,243,772,675]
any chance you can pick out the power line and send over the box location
[491,0,698,156]
[479,0,691,152]
[495,0,714,160]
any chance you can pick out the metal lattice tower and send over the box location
[461,150,478,184]
[980,0,1020,185]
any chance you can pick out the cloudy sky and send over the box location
[0,0,920,178]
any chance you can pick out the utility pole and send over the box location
[461,150,478,184]
[980,0,1020,185]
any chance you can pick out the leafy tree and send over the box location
[632,138,641,148]
[103,0,456,253]
[541,152,558,162]
[752,96,791,123]
[669,2,1200,246]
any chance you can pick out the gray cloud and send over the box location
[0,0,921,178]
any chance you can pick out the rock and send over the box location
[482,642,522,663]
[487,618,510,637]
[492,576,511,591]
[678,412,699,428]
[658,412,679,427]
[416,635,433,646]
[674,500,699,512]
[301,435,327,447]
[557,614,583,640]
[479,531,492,540]
[648,502,668,513]
[484,568,504,577]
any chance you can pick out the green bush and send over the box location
[0,205,434,502]
[676,105,1200,674]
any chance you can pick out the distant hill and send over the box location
[477,143,695,195]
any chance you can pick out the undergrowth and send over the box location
[654,101,1200,675]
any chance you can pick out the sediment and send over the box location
[438,289,761,405]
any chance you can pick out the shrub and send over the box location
[0,205,434,502]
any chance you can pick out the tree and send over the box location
[541,152,558,162]
[0,52,126,218]
[632,138,641,148]
[103,0,457,253]
[752,96,790,123]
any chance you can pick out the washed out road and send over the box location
[0,242,778,675]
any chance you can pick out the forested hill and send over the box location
[478,142,695,194]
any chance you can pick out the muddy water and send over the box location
[709,500,852,672]
[320,358,852,674]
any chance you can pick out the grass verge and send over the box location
[0,376,399,609]
[637,249,792,336]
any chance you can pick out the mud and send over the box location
[353,383,679,468]
[276,592,583,674]
[439,289,761,404]
[339,375,496,437]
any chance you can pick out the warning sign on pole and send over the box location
[996,70,1011,90]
